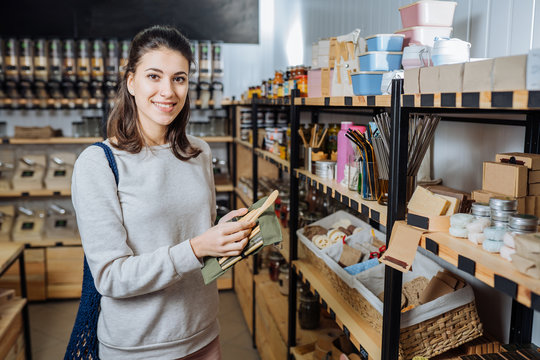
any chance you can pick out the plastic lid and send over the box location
[365,34,406,40]
[489,197,518,211]
[398,1,457,11]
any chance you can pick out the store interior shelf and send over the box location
[293,260,381,359]
[293,95,391,108]
[193,99,234,107]
[0,243,24,275]
[20,238,82,248]
[234,138,253,150]
[277,223,289,263]
[0,298,26,340]
[401,90,540,110]
[421,231,540,309]
[254,148,290,172]
[217,277,233,290]
[200,136,234,143]
[215,183,234,192]
[4,137,102,145]
[294,169,387,227]
[0,189,71,198]
[290,343,315,360]
[235,187,253,207]
[0,97,106,109]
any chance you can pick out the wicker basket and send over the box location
[299,241,483,359]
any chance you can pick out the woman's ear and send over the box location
[127,72,135,96]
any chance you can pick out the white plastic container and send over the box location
[402,44,432,69]
[395,26,453,48]
[399,0,458,28]
[431,37,471,66]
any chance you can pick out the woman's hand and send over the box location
[190,219,256,258]
[218,208,249,225]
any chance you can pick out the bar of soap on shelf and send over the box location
[407,186,450,216]
[449,226,468,238]
[466,218,492,234]
[484,226,507,241]
[468,232,486,245]
[483,239,503,253]
[450,213,474,228]
[438,194,460,215]
[500,245,515,261]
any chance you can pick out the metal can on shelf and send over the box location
[471,202,491,220]
[508,214,538,234]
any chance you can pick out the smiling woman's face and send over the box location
[127,47,189,143]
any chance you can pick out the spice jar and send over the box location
[296,74,308,97]
[299,291,320,329]
[273,70,283,98]
[268,251,284,282]
[278,264,289,296]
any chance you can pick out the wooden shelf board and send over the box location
[193,99,234,107]
[291,343,315,360]
[234,138,253,149]
[6,137,102,145]
[294,96,391,107]
[0,298,26,341]
[293,260,382,359]
[295,168,387,227]
[215,183,234,192]
[12,239,82,248]
[401,90,540,110]
[0,189,71,198]
[0,243,24,275]
[235,187,253,206]
[217,277,233,290]
[421,231,540,308]
[200,136,233,143]
[254,148,290,172]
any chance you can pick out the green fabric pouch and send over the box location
[201,195,282,285]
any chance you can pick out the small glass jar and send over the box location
[299,291,320,329]
[280,198,290,228]
[278,264,289,296]
[268,251,284,282]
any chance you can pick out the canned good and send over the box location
[471,202,491,218]
[491,209,516,223]
[508,214,538,233]
[489,197,518,211]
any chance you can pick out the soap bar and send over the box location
[450,213,474,228]
[483,239,503,253]
[503,232,516,248]
[438,195,460,215]
[449,226,468,238]
[468,232,486,245]
[408,186,450,216]
[500,245,515,261]
[484,226,507,241]
[466,218,492,234]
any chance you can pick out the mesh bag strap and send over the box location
[64,142,118,360]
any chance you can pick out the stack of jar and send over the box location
[501,214,539,261]
[482,198,517,253]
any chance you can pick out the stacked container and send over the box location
[352,34,404,95]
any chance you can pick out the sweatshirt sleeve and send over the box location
[71,147,202,299]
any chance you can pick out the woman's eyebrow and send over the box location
[144,68,188,76]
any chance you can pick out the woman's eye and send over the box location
[147,74,159,80]
[174,76,186,83]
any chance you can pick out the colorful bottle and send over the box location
[336,121,354,183]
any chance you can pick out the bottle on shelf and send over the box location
[5,38,19,83]
[34,38,48,83]
[48,38,62,83]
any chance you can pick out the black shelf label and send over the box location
[318,183,324,193]
[458,255,476,276]
[300,174,306,182]
[361,204,369,217]
[321,299,328,310]
[529,91,540,108]
[341,195,349,206]
[441,93,456,107]
[329,309,336,320]
[531,292,540,312]
[53,191,61,196]
[420,94,434,107]
[344,96,352,106]
[21,192,30,197]
[2,138,8,144]
[305,279,311,289]
[403,95,415,107]
[491,91,513,108]
[301,98,306,105]
[334,191,341,202]
[494,275,517,299]
[351,200,359,212]
[407,213,429,230]
[371,210,380,222]
[367,96,376,106]
[324,97,330,106]
[314,289,319,298]
[462,92,480,107]
[343,325,351,338]
[311,178,317,187]
[425,238,439,255]
[55,241,62,246]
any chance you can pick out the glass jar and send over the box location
[268,251,284,282]
[278,264,289,296]
[296,75,308,97]
[299,291,320,329]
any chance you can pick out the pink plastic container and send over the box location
[395,26,452,47]
[399,0,457,28]
[308,69,321,98]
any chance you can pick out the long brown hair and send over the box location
[107,25,201,161]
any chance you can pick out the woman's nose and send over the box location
[159,81,174,97]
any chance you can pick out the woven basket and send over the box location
[299,242,483,359]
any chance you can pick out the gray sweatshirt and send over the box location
[71,137,219,359]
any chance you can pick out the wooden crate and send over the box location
[234,258,253,334]
[0,248,46,301]
[0,299,25,360]
[46,246,83,299]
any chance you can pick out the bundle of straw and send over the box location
[345,128,380,201]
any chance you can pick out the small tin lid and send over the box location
[491,209,516,221]
[365,34,406,40]
[489,197,518,211]
[471,202,490,216]
[509,214,538,231]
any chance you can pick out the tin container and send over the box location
[314,160,336,180]
[508,214,538,233]
[489,198,518,211]
[491,209,516,224]
[471,202,491,219]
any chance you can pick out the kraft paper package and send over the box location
[201,195,282,285]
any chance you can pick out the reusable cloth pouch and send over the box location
[201,195,282,284]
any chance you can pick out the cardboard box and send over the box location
[425,185,471,213]
[407,211,450,232]
[492,54,527,91]
[495,152,540,170]
[438,63,464,93]
[527,48,540,90]
[529,183,540,195]
[472,189,526,213]
[419,66,440,93]
[530,171,540,183]
[463,59,494,92]
[526,196,537,215]
[380,221,425,273]
[404,67,420,94]
[321,67,333,97]
[482,161,528,197]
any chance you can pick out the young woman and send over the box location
[71,25,254,359]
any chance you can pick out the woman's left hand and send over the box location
[218,208,249,224]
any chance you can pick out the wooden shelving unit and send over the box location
[200,136,234,143]
[234,187,253,207]
[0,189,71,198]
[294,95,391,108]
[254,148,290,172]
[294,169,387,227]
[215,183,234,193]
[293,260,381,359]
[234,138,253,150]
[4,137,102,145]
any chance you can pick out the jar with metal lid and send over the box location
[299,291,320,329]
[508,214,538,234]
[471,202,491,220]
[491,209,515,228]
[268,251,284,282]
[278,264,289,296]
[33,39,48,82]
[48,39,62,82]
[489,197,518,211]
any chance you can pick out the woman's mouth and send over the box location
[151,100,177,112]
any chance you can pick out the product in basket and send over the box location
[403,276,429,308]
[332,218,352,229]
[419,270,466,305]
[328,228,347,244]
[303,225,328,240]
[377,290,407,310]
[338,243,363,267]
[313,234,330,249]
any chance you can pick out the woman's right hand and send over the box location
[189,220,256,258]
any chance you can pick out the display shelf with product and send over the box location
[294,95,392,108]
[254,148,290,172]
[3,137,103,145]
